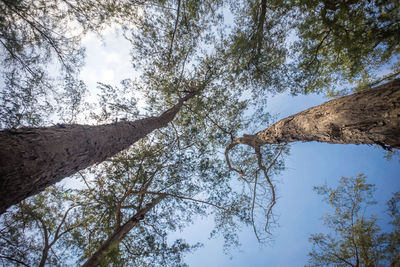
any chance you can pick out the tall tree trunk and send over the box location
[81,195,165,267]
[227,78,400,151]
[0,93,194,214]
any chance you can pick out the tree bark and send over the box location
[81,195,165,267]
[0,93,194,214]
[38,247,49,267]
[228,78,400,149]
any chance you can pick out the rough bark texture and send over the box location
[232,78,400,149]
[81,195,165,267]
[0,93,194,214]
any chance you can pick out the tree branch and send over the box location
[133,190,227,211]
[167,0,181,65]
[0,255,30,267]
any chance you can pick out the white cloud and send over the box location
[104,53,121,63]
[102,69,115,84]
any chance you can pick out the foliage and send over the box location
[0,125,255,265]
[70,129,252,265]
[384,192,400,265]
[291,0,400,94]
[0,187,84,266]
[0,0,160,128]
[223,0,292,95]
[307,174,400,266]
[2,0,399,265]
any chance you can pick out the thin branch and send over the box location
[183,103,235,141]
[226,139,285,239]
[357,71,400,91]
[50,247,61,265]
[251,171,262,241]
[254,146,284,232]
[167,0,181,65]
[176,48,191,92]
[224,141,246,176]
[52,205,75,244]
[171,122,182,149]
[0,255,30,267]
[0,39,37,77]
[4,3,69,69]
[143,221,165,238]
[78,171,92,190]
[55,223,82,240]
[256,0,267,54]
[308,29,332,67]
[133,191,227,211]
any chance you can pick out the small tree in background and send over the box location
[307,174,400,267]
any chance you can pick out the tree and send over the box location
[0,184,200,267]
[0,187,84,267]
[306,174,400,266]
[0,0,260,214]
[0,0,152,128]
[72,132,251,266]
[384,192,400,266]
[0,116,255,266]
[223,0,290,93]
[226,78,400,153]
[291,0,400,94]
[0,184,202,267]
[0,91,197,214]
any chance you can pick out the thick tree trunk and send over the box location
[229,78,400,149]
[0,93,194,214]
[81,195,165,267]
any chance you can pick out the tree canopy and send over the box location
[291,0,400,95]
[307,174,400,266]
[0,0,399,265]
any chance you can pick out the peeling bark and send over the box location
[0,93,195,214]
[229,78,400,149]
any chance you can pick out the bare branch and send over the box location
[226,137,285,239]
[251,171,262,241]
[254,145,284,233]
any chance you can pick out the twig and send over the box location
[254,146,284,232]
[132,190,227,211]
[77,171,91,190]
[0,39,37,77]
[171,122,182,149]
[0,255,30,267]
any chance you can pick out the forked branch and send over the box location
[225,138,285,241]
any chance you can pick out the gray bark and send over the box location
[231,78,400,149]
[0,93,194,214]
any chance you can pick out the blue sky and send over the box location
[172,92,400,267]
[77,27,400,267]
